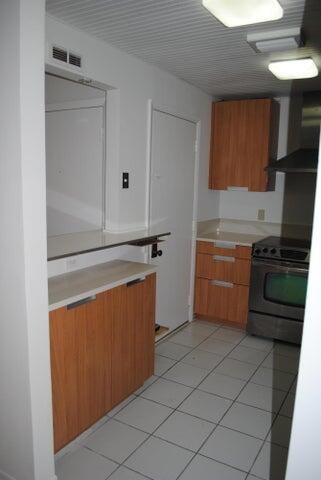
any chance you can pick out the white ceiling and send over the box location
[46,0,321,97]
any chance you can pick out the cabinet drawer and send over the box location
[197,241,251,259]
[207,281,249,326]
[196,253,250,286]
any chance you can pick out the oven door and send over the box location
[249,258,308,321]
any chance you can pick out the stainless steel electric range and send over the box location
[247,236,310,345]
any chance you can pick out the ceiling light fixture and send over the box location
[247,28,303,53]
[268,58,318,80]
[202,0,283,28]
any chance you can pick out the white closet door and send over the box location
[46,107,104,236]
[149,109,196,330]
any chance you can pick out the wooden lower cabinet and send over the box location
[50,292,112,452]
[50,273,156,452]
[194,277,249,327]
[112,274,156,406]
[207,281,249,326]
[196,253,250,285]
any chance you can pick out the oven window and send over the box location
[264,273,307,308]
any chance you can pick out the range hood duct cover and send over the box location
[267,149,318,173]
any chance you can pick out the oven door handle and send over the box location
[252,259,308,274]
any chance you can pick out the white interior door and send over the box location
[46,106,104,236]
[149,109,197,331]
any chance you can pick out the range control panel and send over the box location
[253,245,309,263]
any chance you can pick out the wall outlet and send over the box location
[257,209,265,221]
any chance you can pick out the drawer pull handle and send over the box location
[214,241,236,249]
[127,277,146,287]
[211,280,234,288]
[213,255,235,263]
[67,295,96,309]
[227,186,249,192]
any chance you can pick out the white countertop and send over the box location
[48,260,157,311]
[197,231,265,247]
[47,228,170,261]
[197,218,283,247]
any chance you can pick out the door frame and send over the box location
[145,100,201,322]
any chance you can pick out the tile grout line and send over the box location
[57,321,298,479]
[110,323,247,479]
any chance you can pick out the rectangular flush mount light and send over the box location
[247,28,303,53]
[202,0,283,27]
[268,58,318,80]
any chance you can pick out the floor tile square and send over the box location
[262,353,299,374]
[179,389,231,423]
[211,327,246,344]
[108,466,149,479]
[273,342,301,359]
[228,345,269,366]
[199,372,246,400]
[250,442,288,480]
[55,446,118,480]
[155,341,192,360]
[201,425,263,472]
[289,378,297,395]
[239,336,274,352]
[251,367,295,392]
[221,403,274,439]
[198,337,235,356]
[185,322,216,336]
[182,349,223,370]
[125,436,193,480]
[193,319,221,330]
[140,378,193,408]
[179,454,247,480]
[83,419,148,463]
[279,393,296,418]
[237,383,286,412]
[154,411,214,451]
[169,329,208,347]
[214,358,257,381]
[134,375,158,395]
[115,397,173,433]
[154,355,176,376]
[268,415,293,448]
[162,362,208,387]
[107,395,136,417]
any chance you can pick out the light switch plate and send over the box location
[257,209,265,221]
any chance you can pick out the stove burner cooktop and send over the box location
[253,236,310,263]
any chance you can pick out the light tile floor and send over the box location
[55,320,300,480]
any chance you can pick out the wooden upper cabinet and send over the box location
[209,98,279,192]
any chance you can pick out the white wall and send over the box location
[0,1,55,479]
[219,96,303,223]
[46,15,215,233]
[45,73,105,106]
[285,132,321,479]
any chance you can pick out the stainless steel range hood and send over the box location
[267,149,318,173]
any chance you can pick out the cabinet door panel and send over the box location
[50,292,111,452]
[111,274,156,406]
[197,241,251,259]
[207,282,249,327]
[134,274,156,387]
[194,277,209,316]
[111,284,136,406]
[196,253,251,286]
[209,99,276,192]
